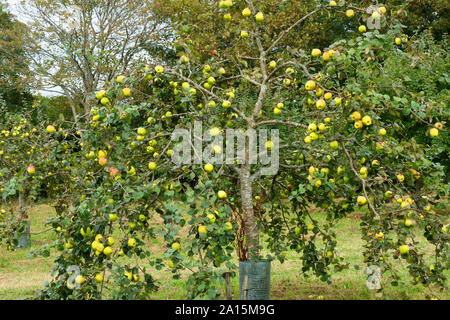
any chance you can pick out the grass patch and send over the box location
[0,203,448,300]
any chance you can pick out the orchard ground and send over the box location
[0,201,448,300]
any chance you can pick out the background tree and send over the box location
[17,0,171,121]
[152,0,449,62]
[0,0,33,113]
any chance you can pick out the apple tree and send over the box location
[29,0,448,299]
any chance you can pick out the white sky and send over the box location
[4,0,20,16]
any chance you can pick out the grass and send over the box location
[0,203,448,300]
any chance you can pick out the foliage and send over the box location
[0,1,448,300]
[0,1,33,112]
[37,95,81,123]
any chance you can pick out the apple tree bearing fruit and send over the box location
[1,1,447,300]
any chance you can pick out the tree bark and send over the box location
[18,191,26,220]
[240,163,259,261]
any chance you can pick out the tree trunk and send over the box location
[16,191,31,249]
[240,163,259,261]
[69,99,79,123]
[82,97,91,116]
[18,191,26,220]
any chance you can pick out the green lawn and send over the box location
[0,203,448,300]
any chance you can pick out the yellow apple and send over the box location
[75,275,85,285]
[207,213,216,223]
[148,162,157,170]
[207,77,216,85]
[128,238,136,248]
[204,163,214,172]
[362,115,372,126]
[305,80,316,91]
[354,120,363,129]
[255,12,264,22]
[100,97,109,105]
[330,141,339,150]
[351,111,361,121]
[96,90,106,99]
[222,100,231,108]
[95,274,103,283]
[375,232,384,240]
[27,165,36,174]
[399,245,409,255]
[429,128,439,137]
[311,49,322,57]
[46,125,56,133]
[180,55,189,63]
[240,30,249,38]
[210,127,220,136]
[316,99,326,109]
[103,246,113,256]
[357,196,367,205]
[218,190,227,199]
[242,8,251,17]
[107,237,114,246]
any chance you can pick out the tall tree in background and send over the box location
[18,0,170,121]
[0,0,32,114]
[152,0,449,63]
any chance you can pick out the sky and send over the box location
[4,0,19,15]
